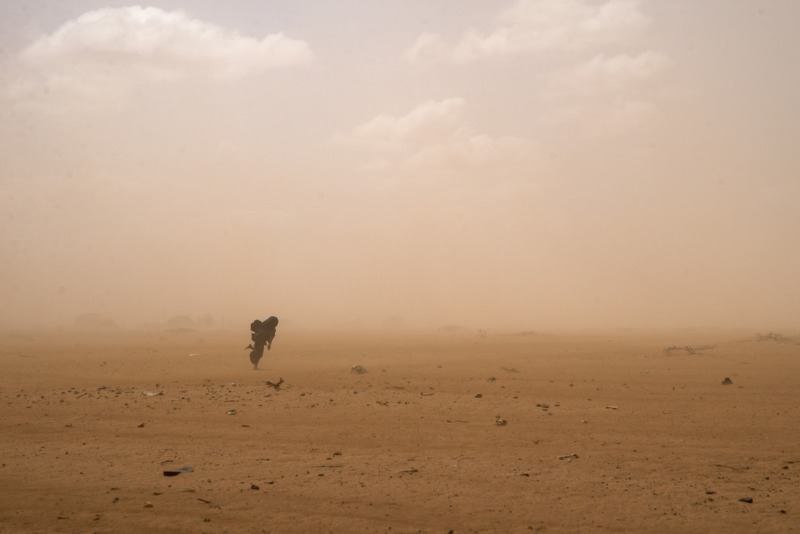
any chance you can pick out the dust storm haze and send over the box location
[1,1,798,332]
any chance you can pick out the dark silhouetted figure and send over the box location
[246,316,278,370]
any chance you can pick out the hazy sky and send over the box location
[1,0,798,330]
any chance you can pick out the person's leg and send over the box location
[250,344,265,369]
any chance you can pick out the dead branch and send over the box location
[664,344,715,355]
[716,464,747,472]
[265,378,284,390]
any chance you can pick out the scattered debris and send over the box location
[266,378,284,390]
[758,332,790,343]
[721,377,733,385]
[558,453,579,461]
[163,466,194,477]
[350,365,368,375]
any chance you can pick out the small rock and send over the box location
[739,497,753,503]
[496,417,508,426]
[250,483,260,490]
[137,422,145,428]
[225,409,237,415]
[722,377,733,385]
[144,501,153,508]
[350,365,368,375]
[474,393,483,398]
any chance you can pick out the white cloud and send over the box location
[405,0,650,64]
[333,98,537,174]
[553,50,670,94]
[542,51,670,135]
[8,6,312,104]
[347,98,467,147]
[562,50,670,90]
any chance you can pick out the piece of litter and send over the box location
[142,391,159,397]
[396,468,419,474]
[558,453,579,461]
[188,353,200,357]
[163,466,194,476]
[605,405,618,410]
[225,410,237,415]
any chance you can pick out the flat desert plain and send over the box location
[1,328,798,533]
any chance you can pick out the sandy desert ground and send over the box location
[1,327,798,533]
